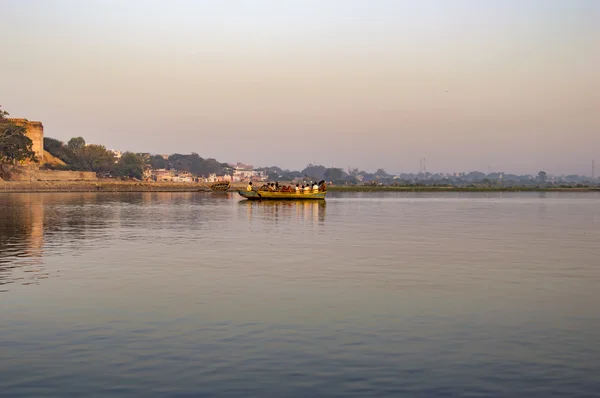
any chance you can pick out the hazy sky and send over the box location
[1,0,598,174]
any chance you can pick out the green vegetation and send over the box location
[158,153,227,176]
[115,152,146,179]
[45,136,146,179]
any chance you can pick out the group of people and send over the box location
[246,180,326,194]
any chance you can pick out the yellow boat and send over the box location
[238,189,326,200]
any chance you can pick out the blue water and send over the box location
[1,192,599,397]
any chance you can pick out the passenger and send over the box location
[246,181,253,191]
[303,184,310,193]
[295,184,300,193]
[268,183,275,191]
[312,182,319,193]
[275,182,280,190]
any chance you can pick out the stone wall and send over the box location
[7,118,44,163]
[34,170,98,181]
[2,164,97,182]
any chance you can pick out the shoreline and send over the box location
[327,185,600,192]
[1,180,598,193]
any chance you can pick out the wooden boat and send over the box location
[210,181,231,191]
[238,189,326,200]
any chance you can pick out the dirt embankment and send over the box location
[0,179,248,193]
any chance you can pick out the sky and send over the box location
[1,0,599,175]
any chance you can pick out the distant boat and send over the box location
[238,189,326,201]
[210,181,231,191]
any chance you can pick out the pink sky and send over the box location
[1,0,598,175]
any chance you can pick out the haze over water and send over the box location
[1,192,599,397]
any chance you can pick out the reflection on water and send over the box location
[240,200,326,225]
[1,192,600,397]
[0,195,46,289]
[0,194,328,290]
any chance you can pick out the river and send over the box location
[1,192,599,397]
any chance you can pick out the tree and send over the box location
[164,153,225,176]
[67,137,86,151]
[301,164,326,181]
[115,152,146,179]
[375,168,388,177]
[324,167,344,182]
[44,137,64,156]
[149,155,166,170]
[81,144,116,173]
[44,137,71,164]
[0,106,36,165]
[62,136,87,169]
[537,171,547,183]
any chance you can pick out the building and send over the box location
[230,163,267,182]
[149,169,175,182]
[172,171,195,183]
[207,173,232,183]
[109,150,122,161]
[147,169,198,183]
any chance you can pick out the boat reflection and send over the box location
[238,199,326,225]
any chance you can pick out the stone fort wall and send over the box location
[7,118,44,163]
[2,118,96,182]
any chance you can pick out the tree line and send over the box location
[44,137,146,179]
[44,137,232,179]
[149,153,229,177]
[256,164,390,184]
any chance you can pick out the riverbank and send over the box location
[326,185,600,192]
[1,180,599,193]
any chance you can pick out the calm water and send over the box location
[1,191,599,397]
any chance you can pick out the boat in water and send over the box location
[210,181,231,191]
[238,189,326,200]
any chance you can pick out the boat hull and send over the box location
[210,182,231,191]
[238,190,326,200]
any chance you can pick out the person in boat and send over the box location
[268,183,275,191]
[319,180,327,191]
[247,181,253,191]
[295,184,300,193]
[303,184,310,193]
[312,181,319,193]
